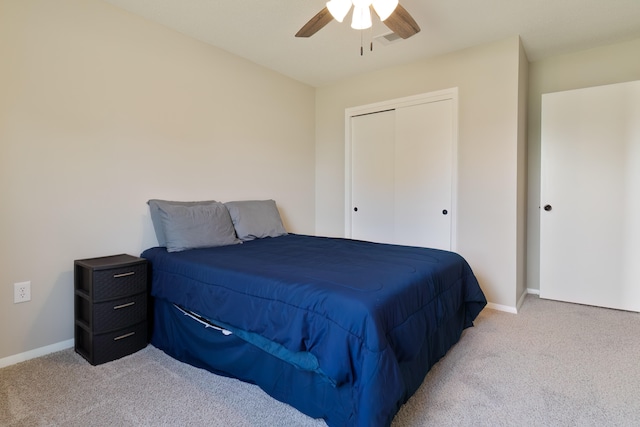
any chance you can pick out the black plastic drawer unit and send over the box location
[74,254,148,365]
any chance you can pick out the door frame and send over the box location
[344,88,459,249]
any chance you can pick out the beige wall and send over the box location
[315,37,527,310]
[526,37,640,292]
[0,0,316,360]
[7,0,637,364]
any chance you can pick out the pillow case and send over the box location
[156,201,240,252]
[148,199,216,246]
[225,199,287,241]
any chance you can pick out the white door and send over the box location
[351,110,396,244]
[350,99,453,250]
[540,80,640,312]
[394,100,452,249]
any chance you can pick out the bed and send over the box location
[141,199,486,427]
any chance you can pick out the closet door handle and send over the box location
[544,204,552,211]
[353,207,358,212]
[442,209,448,215]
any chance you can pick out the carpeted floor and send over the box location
[2,295,639,426]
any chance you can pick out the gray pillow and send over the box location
[148,199,216,246]
[225,200,287,241]
[156,202,241,252]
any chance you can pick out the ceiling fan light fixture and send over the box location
[326,0,352,23]
[372,0,398,21]
[296,2,420,41]
[351,5,372,30]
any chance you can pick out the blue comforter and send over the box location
[142,234,486,426]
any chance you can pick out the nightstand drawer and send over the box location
[75,321,147,366]
[77,292,147,334]
[76,260,147,301]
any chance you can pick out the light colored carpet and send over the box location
[2,295,639,426]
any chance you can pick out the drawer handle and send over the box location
[113,271,135,278]
[114,332,135,341]
[113,302,135,310]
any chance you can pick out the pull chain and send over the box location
[370,25,373,52]
[358,9,375,56]
[360,29,373,55]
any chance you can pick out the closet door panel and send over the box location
[351,110,396,244]
[395,100,453,250]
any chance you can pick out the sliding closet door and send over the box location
[350,97,454,250]
[540,80,640,312]
[351,110,396,244]
[395,100,453,249]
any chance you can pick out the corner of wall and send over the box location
[516,36,530,301]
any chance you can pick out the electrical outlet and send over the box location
[14,281,31,303]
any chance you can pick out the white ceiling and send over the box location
[102,0,640,87]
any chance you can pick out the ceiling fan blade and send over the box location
[382,4,421,39]
[295,7,334,37]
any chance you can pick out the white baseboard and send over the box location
[515,290,528,312]
[485,302,518,314]
[486,289,541,315]
[0,339,74,369]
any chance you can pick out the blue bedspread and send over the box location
[142,234,486,426]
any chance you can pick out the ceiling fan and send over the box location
[295,0,420,39]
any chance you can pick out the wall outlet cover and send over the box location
[14,281,31,303]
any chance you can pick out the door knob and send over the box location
[353,207,358,212]
[442,209,448,215]
[544,204,552,211]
